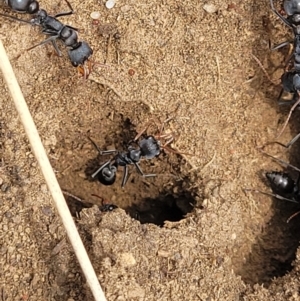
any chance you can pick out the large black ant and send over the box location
[0,0,93,72]
[88,117,184,188]
[245,168,300,222]
[245,137,300,222]
[88,135,159,188]
[268,0,300,136]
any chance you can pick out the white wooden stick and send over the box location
[0,40,107,301]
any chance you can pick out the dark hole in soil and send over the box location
[84,153,197,226]
[124,191,195,226]
[237,196,300,286]
[236,111,300,286]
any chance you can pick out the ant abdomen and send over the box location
[266,171,296,194]
[98,166,117,186]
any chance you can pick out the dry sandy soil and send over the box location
[2,0,300,300]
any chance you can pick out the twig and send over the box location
[287,211,300,223]
[215,56,220,84]
[0,40,107,301]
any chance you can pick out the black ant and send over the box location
[91,194,118,212]
[88,117,185,188]
[62,190,117,218]
[245,136,300,222]
[88,135,159,188]
[0,0,93,71]
[268,0,300,136]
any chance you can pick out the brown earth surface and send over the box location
[2,0,300,300]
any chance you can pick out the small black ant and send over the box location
[91,194,118,212]
[62,190,117,217]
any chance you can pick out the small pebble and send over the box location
[1,183,10,192]
[106,0,116,9]
[4,211,13,219]
[203,3,218,13]
[40,183,48,193]
[90,11,100,20]
[41,205,53,216]
[118,252,136,267]
[128,69,135,76]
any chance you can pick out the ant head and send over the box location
[28,0,39,14]
[293,73,300,90]
[69,41,93,68]
[35,9,48,22]
[139,136,161,159]
[284,0,300,16]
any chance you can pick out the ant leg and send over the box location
[55,0,74,18]
[283,44,294,70]
[88,136,118,155]
[275,133,300,149]
[134,162,156,178]
[271,41,293,51]
[287,211,300,223]
[251,54,280,85]
[258,149,300,173]
[269,0,292,28]
[100,150,119,155]
[91,160,112,179]
[133,119,157,141]
[261,133,300,150]
[277,91,300,139]
[277,88,287,104]
[0,13,32,25]
[51,40,62,56]
[121,163,156,187]
[244,188,298,204]
[162,145,193,156]
[158,116,173,136]
[121,165,129,187]
[88,136,102,153]
[17,35,62,57]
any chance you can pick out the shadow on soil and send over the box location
[237,197,300,286]
[125,190,195,226]
[237,111,300,286]
[235,0,300,287]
